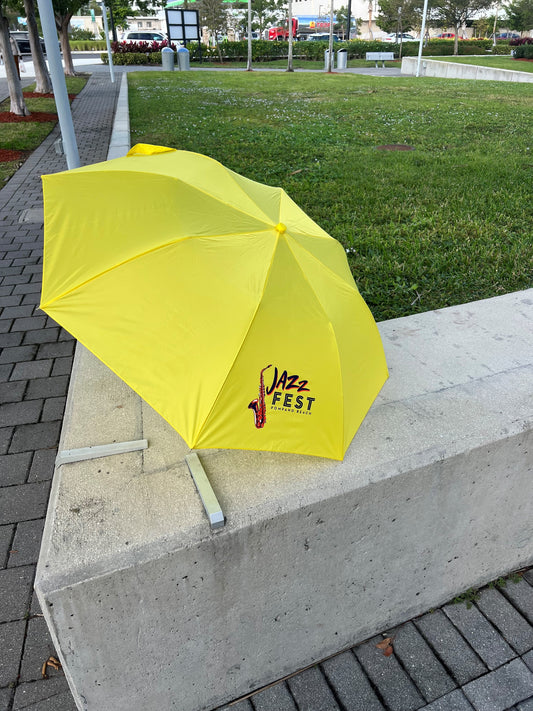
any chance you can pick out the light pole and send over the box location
[287,0,294,72]
[416,0,429,76]
[99,2,115,83]
[36,0,80,169]
[346,0,352,40]
[326,0,334,71]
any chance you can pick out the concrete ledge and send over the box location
[401,56,533,82]
[36,290,533,711]
[106,72,130,160]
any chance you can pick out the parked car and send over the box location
[495,32,520,40]
[383,32,417,42]
[306,33,340,42]
[10,31,46,54]
[120,31,167,43]
[436,32,455,39]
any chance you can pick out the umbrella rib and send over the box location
[284,236,345,458]
[171,168,277,226]
[286,234,359,293]
[201,165,282,227]
[190,234,280,447]
[40,230,275,308]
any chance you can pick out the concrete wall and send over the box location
[35,290,533,711]
[401,56,533,82]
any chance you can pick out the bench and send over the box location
[366,51,395,67]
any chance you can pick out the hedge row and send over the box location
[103,38,516,64]
[70,40,107,51]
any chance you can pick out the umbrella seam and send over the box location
[287,233,360,293]
[77,162,280,229]
[40,230,276,309]
[284,236,345,459]
[191,234,281,447]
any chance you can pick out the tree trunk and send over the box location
[0,15,30,115]
[57,13,76,76]
[453,25,459,55]
[24,0,52,93]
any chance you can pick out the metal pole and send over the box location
[287,0,294,71]
[327,0,333,71]
[99,3,115,83]
[416,0,429,77]
[346,0,352,40]
[247,0,252,70]
[36,0,80,169]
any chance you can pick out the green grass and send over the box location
[197,58,399,70]
[0,76,88,185]
[431,55,533,73]
[128,71,533,321]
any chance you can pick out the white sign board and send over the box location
[165,9,200,43]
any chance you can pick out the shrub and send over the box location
[69,27,97,41]
[111,40,176,54]
[514,43,533,58]
[70,40,107,51]
[102,52,164,65]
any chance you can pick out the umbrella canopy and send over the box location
[41,144,388,460]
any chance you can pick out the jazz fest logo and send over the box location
[248,365,316,429]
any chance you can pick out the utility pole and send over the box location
[346,0,352,40]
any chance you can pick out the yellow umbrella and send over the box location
[41,144,388,460]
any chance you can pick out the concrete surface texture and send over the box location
[1,56,532,711]
[401,56,533,82]
[36,287,533,711]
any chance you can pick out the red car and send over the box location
[436,33,455,39]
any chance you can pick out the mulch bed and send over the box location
[0,111,57,123]
[0,149,25,162]
[23,92,76,99]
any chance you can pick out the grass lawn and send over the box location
[195,58,399,70]
[431,55,533,73]
[128,71,533,321]
[0,76,87,186]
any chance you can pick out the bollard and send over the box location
[324,49,335,71]
[161,46,175,71]
[177,46,190,71]
[337,48,347,70]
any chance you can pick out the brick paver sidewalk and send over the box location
[0,71,121,711]
[1,66,533,711]
[221,571,533,711]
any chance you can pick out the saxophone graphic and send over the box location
[248,364,272,429]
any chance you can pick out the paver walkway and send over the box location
[1,62,532,711]
[0,70,121,711]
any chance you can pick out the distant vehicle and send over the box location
[266,18,298,41]
[436,32,455,39]
[495,32,520,40]
[120,31,167,43]
[306,33,340,41]
[10,30,46,54]
[382,32,417,42]
[245,31,260,40]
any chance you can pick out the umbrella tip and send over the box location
[275,223,287,235]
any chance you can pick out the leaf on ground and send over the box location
[376,637,393,649]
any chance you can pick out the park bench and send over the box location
[366,51,395,67]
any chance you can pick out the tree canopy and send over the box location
[376,0,423,33]
[505,0,533,30]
